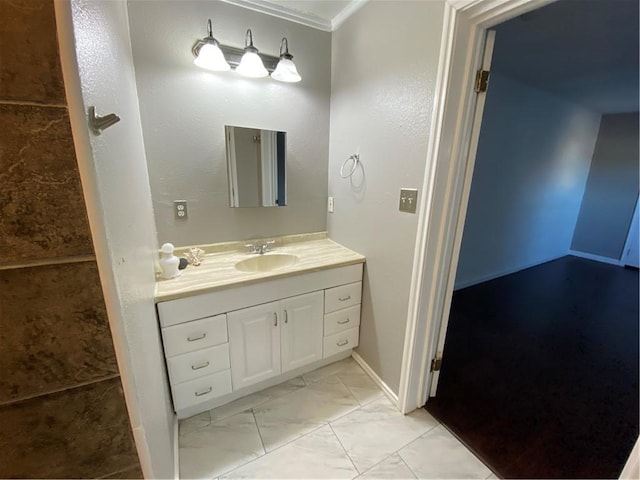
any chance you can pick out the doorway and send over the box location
[421,0,639,477]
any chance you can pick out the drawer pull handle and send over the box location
[338,318,351,325]
[284,309,288,324]
[274,312,278,327]
[187,333,207,342]
[337,339,349,347]
[195,387,213,397]
[338,295,351,301]
[191,361,210,371]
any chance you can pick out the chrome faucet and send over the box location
[244,240,275,255]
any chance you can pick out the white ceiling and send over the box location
[492,0,639,114]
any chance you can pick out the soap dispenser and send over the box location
[159,243,181,279]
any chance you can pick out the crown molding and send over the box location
[332,0,368,30]
[221,0,332,31]
[220,0,369,32]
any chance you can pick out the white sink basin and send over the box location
[235,253,299,273]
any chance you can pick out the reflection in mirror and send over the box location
[225,125,287,208]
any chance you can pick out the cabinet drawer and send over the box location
[324,282,362,313]
[324,304,361,337]
[323,326,359,358]
[172,369,232,411]
[166,343,230,386]
[162,314,227,357]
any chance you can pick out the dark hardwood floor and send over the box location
[426,256,639,479]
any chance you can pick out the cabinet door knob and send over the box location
[338,318,350,325]
[187,333,207,342]
[284,310,288,324]
[338,295,351,301]
[195,386,212,397]
[337,339,349,347]
[273,312,278,327]
[191,361,210,370]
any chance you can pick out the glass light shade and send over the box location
[271,58,301,83]
[194,42,230,71]
[236,51,268,78]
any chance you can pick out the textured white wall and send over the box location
[328,0,446,394]
[127,0,331,246]
[60,1,175,477]
[455,73,601,289]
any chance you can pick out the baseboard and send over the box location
[173,416,179,480]
[568,250,623,266]
[351,351,399,407]
[454,254,566,290]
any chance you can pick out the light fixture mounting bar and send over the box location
[192,40,279,73]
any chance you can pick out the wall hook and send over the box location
[88,106,120,135]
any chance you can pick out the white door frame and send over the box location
[398,1,640,475]
[398,0,556,414]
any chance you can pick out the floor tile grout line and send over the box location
[333,374,362,407]
[337,372,370,406]
[250,408,267,456]
[177,412,214,439]
[207,376,307,425]
[354,451,397,478]
[180,361,450,479]
[334,360,386,407]
[220,423,330,478]
[397,452,419,480]
[189,409,268,480]
[328,423,361,476]
[325,387,403,428]
[216,369,363,475]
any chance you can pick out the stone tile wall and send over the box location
[0,0,142,477]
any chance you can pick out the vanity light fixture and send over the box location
[192,21,300,82]
[271,38,302,83]
[236,29,269,78]
[192,19,230,71]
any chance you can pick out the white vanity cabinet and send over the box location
[228,291,323,390]
[156,262,363,418]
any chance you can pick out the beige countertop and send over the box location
[155,233,365,302]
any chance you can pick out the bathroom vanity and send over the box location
[154,234,365,419]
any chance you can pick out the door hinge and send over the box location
[430,357,442,372]
[475,69,490,93]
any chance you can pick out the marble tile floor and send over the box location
[179,357,493,479]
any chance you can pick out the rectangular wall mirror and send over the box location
[225,125,287,208]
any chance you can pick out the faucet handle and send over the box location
[260,240,275,254]
[244,243,258,254]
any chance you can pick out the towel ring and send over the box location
[340,154,360,178]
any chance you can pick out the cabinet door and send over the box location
[280,291,324,373]
[228,301,281,390]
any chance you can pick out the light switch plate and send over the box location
[399,189,418,214]
[174,200,188,220]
